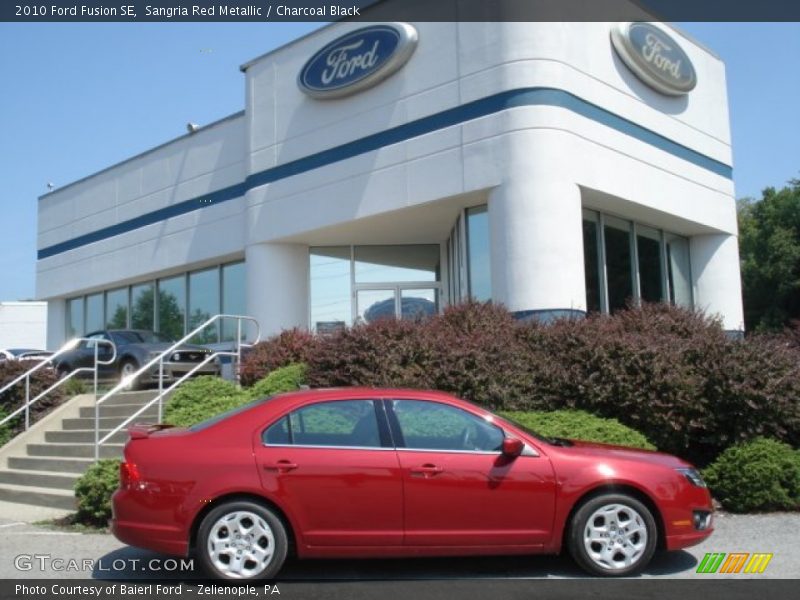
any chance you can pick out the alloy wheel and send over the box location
[582,503,648,572]
[206,510,276,579]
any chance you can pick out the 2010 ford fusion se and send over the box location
[111,388,713,579]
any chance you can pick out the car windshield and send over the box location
[109,331,173,345]
[189,397,273,432]
[494,413,558,445]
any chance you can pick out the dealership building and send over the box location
[36,20,744,350]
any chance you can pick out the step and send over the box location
[79,403,161,419]
[62,416,160,430]
[99,392,160,407]
[0,469,79,491]
[27,443,124,459]
[45,429,128,444]
[8,456,95,474]
[0,483,76,510]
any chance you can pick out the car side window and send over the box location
[262,400,382,448]
[390,399,505,452]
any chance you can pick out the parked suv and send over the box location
[55,330,220,390]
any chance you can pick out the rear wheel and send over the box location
[197,500,288,580]
[568,493,657,576]
[119,359,141,391]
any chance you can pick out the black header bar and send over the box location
[3,0,800,23]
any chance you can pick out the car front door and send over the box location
[254,398,403,547]
[386,398,557,547]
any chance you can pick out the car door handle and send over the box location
[263,460,298,473]
[410,464,443,477]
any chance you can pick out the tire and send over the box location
[197,500,288,580]
[56,364,71,380]
[567,493,657,577]
[119,359,141,391]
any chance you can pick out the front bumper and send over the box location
[143,361,220,382]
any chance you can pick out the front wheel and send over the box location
[119,359,141,391]
[567,493,657,577]
[197,501,288,580]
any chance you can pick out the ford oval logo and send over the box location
[611,22,697,96]
[299,23,418,99]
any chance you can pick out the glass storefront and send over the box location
[130,282,155,331]
[65,261,244,342]
[188,268,220,344]
[583,209,692,313]
[157,275,187,341]
[105,287,129,329]
[310,245,442,332]
[466,206,491,302]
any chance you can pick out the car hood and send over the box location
[554,439,688,468]
[126,342,211,353]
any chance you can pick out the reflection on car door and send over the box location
[254,399,403,547]
[386,398,557,547]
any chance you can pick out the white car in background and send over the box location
[0,348,54,364]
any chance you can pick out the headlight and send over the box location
[676,467,706,488]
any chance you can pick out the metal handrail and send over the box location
[0,338,117,430]
[93,314,260,460]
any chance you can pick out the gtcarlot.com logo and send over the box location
[696,552,773,574]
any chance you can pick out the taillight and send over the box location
[119,462,141,490]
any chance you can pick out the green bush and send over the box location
[0,409,14,447]
[249,363,307,398]
[500,410,656,450]
[63,377,88,397]
[164,393,250,428]
[74,459,120,526]
[163,376,248,428]
[703,437,800,512]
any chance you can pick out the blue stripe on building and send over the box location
[38,87,733,260]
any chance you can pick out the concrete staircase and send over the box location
[0,391,160,510]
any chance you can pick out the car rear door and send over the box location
[386,398,557,547]
[254,398,403,547]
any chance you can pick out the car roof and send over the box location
[266,387,464,408]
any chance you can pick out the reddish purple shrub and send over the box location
[240,328,321,386]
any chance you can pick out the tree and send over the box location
[738,179,800,331]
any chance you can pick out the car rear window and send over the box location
[189,396,272,432]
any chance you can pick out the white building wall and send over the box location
[0,302,48,349]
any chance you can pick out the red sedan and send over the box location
[111,388,713,579]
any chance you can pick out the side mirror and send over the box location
[501,437,524,458]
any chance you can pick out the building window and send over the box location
[85,293,103,333]
[130,282,155,331]
[582,211,602,313]
[604,216,635,312]
[354,245,440,284]
[105,287,129,329]
[309,245,442,332]
[310,247,352,333]
[157,275,186,341]
[466,205,491,302]
[64,261,244,342]
[221,262,246,341]
[636,226,663,303]
[666,234,692,307]
[582,210,692,313]
[66,297,84,339]
[188,268,220,344]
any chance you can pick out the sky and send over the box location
[0,22,798,302]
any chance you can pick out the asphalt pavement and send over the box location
[0,511,796,581]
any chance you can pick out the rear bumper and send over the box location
[110,518,189,557]
[111,489,189,557]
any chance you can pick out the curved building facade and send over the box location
[36,21,744,348]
